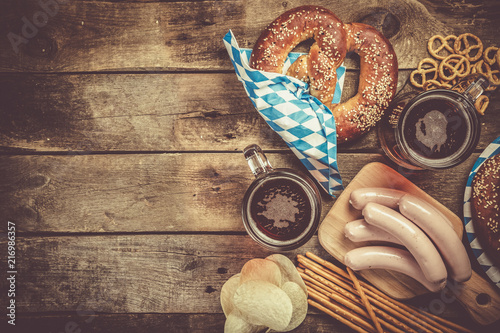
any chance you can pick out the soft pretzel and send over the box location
[250,6,347,106]
[250,6,398,143]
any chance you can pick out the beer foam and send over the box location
[415,110,448,153]
[258,192,300,228]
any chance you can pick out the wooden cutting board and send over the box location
[318,162,500,325]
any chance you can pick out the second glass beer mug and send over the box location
[379,74,488,170]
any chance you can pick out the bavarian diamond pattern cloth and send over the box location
[463,136,500,289]
[223,30,345,195]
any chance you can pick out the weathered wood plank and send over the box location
[0,70,400,152]
[12,313,355,333]
[16,312,494,333]
[0,234,493,332]
[0,152,480,233]
[0,71,498,152]
[417,0,500,47]
[0,235,332,313]
[1,0,498,72]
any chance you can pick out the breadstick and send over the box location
[304,279,409,333]
[304,253,453,332]
[309,288,377,332]
[308,299,372,333]
[348,267,384,333]
[303,266,422,333]
[301,253,475,333]
[303,255,448,333]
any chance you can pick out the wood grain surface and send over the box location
[0,0,498,72]
[0,234,496,330]
[12,313,359,333]
[0,72,498,153]
[1,0,500,332]
[0,153,482,233]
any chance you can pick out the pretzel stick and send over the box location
[305,279,408,333]
[306,269,429,333]
[304,253,464,333]
[298,255,354,290]
[308,288,377,332]
[305,279,367,317]
[306,252,350,279]
[299,255,448,333]
[305,280,333,297]
[306,282,371,331]
[348,267,384,333]
[413,306,475,333]
[308,299,372,333]
[361,284,454,333]
[342,273,463,333]
[302,266,360,302]
[298,254,446,333]
[303,266,420,333]
[302,253,474,333]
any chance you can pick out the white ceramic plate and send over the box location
[463,136,500,289]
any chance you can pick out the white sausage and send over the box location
[344,219,402,245]
[349,187,406,210]
[344,246,446,292]
[399,194,472,282]
[362,202,447,284]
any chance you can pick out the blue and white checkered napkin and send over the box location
[223,30,345,195]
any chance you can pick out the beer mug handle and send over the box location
[460,74,490,103]
[243,144,273,178]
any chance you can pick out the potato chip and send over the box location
[266,254,307,295]
[233,280,293,331]
[281,281,308,331]
[224,312,266,333]
[239,258,282,287]
[220,273,240,317]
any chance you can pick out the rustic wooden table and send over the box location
[1,0,500,332]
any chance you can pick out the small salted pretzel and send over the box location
[454,33,483,62]
[474,95,489,115]
[484,46,499,65]
[444,56,468,74]
[428,35,457,60]
[439,54,470,81]
[410,58,439,88]
[496,48,500,68]
[471,64,497,91]
[474,60,500,85]
[422,79,452,91]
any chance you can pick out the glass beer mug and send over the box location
[379,74,489,170]
[241,144,321,251]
